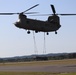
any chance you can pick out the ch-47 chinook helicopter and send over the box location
[15,4,61,35]
[0,4,76,35]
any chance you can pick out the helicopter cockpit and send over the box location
[14,13,27,28]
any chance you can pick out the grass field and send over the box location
[0,72,76,75]
[0,59,76,75]
[0,59,76,66]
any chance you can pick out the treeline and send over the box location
[0,53,76,63]
[48,53,76,60]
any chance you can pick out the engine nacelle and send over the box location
[48,15,60,25]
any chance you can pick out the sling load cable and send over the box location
[43,32,46,54]
[33,31,38,54]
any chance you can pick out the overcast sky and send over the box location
[0,0,76,58]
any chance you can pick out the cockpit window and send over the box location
[17,19,20,22]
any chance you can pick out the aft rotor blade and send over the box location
[23,4,39,13]
[51,5,56,14]
[58,14,76,16]
[30,14,76,16]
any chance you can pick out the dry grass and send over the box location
[0,72,76,75]
[0,59,76,66]
[0,59,76,75]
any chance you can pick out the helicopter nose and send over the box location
[14,22,22,28]
[14,22,19,27]
[14,22,16,25]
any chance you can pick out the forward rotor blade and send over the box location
[0,4,39,15]
[51,5,56,14]
[0,13,19,15]
[23,4,39,13]
[25,12,39,14]
[0,12,38,15]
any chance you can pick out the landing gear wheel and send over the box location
[55,31,57,34]
[35,31,38,33]
[27,31,30,34]
[47,32,49,35]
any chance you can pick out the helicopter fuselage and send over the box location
[14,14,61,34]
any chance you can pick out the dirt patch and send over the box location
[0,64,76,72]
